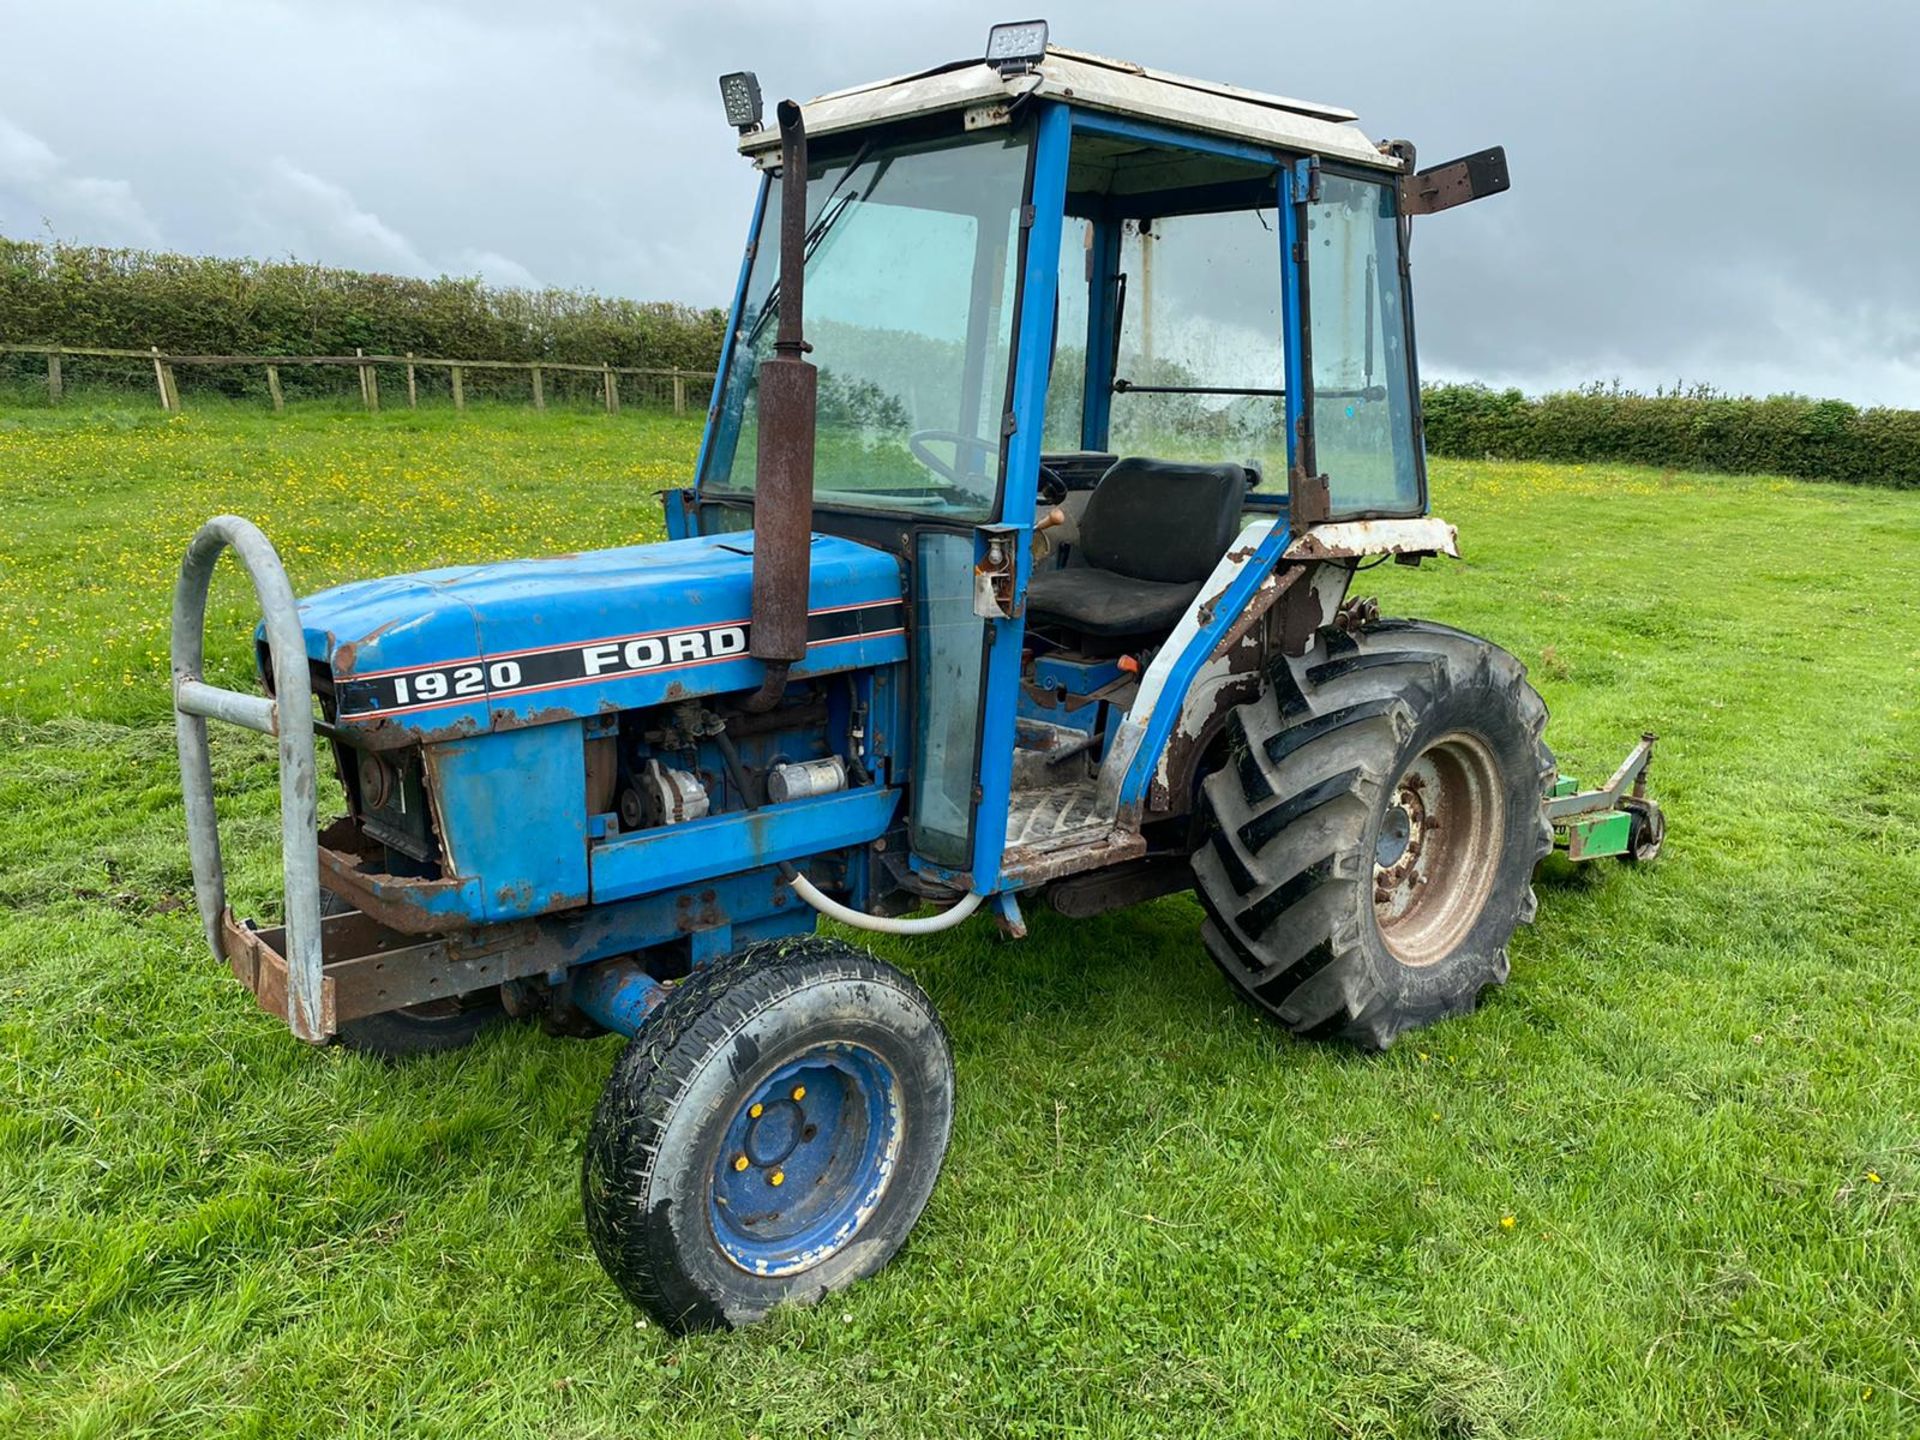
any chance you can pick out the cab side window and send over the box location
[1108,210,1288,493]
[1305,174,1422,517]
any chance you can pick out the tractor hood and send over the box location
[276,532,907,746]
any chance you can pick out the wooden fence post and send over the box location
[265,364,284,412]
[356,348,381,411]
[672,372,686,416]
[405,353,417,409]
[602,363,619,415]
[450,364,465,411]
[150,347,179,412]
[47,348,62,404]
[530,365,544,411]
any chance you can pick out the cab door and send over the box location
[949,102,1071,886]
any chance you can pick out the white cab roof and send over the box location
[739,45,1398,171]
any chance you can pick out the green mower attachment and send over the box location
[1544,733,1664,863]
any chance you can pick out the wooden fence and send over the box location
[0,342,715,417]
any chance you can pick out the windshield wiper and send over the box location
[745,145,890,349]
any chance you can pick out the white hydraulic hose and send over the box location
[786,871,987,935]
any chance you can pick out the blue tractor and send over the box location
[172,25,1663,1329]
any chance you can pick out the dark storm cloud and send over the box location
[1,0,1913,402]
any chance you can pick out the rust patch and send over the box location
[1284,517,1459,562]
[673,886,727,933]
[1213,566,1302,657]
[317,824,467,935]
[333,617,407,676]
[1000,830,1147,888]
[344,711,484,748]
[1277,564,1333,658]
[489,703,584,735]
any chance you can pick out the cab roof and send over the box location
[738,45,1398,171]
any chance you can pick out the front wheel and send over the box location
[581,937,954,1330]
[1193,619,1555,1049]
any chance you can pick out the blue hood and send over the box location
[281,531,907,743]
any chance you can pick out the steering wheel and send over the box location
[908,430,998,487]
[909,430,1071,505]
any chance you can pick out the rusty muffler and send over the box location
[742,98,816,712]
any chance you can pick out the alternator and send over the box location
[628,759,710,828]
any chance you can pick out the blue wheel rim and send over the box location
[708,1042,902,1276]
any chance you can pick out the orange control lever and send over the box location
[1032,506,1068,561]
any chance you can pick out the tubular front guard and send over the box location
[172,515,331,1041]
[170,518,853,1043]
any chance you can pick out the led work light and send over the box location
[985,19,1049,75]
[718,71,764,132]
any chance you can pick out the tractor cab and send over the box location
[681,35,1505,893]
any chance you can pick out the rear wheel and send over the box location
[1192,619,1554,1048]
[581,937,954,1330]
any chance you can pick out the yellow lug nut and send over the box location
[733,1155,749,1172]
[749,1103,763,1118]
[770,1170,785,1187]
[792,1085,806,1101]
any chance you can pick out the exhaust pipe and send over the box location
[743,98,816,711]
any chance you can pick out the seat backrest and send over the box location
[1077,458,1249,584]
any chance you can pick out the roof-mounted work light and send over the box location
[718,71,764,132]
[985,19,1049,76]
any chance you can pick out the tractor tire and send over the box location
[1620,796,1666,863]
[581,936,954,1331]
[334,1001,501,1060]
[321,889,503,1060]
[1192,619,1555,1049]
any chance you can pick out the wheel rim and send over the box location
[1373,731,1506,967]
[708,1043,902,1277]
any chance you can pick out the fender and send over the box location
[1097,516,1460,825]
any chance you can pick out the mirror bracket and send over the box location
[1397,146,1511,217]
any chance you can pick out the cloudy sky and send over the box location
[2,1,1915,404]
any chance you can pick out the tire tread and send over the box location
[1194,618,1554,1048]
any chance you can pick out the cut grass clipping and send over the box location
[2,402,1918,1437]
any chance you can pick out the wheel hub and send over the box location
[709,1045,901,1277]
[744,1098,805,1167]
[1373,732,1505,967]
[1375,800,1416,870]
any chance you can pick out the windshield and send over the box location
[700,128,1033,520]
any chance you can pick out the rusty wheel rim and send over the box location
[1373,731,1505,967]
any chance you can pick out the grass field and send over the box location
[2,403,1917,1438]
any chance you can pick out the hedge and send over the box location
[0,238,726,401]
[5,236,1913,488]
[1422,382,1920,489]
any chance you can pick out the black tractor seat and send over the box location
[1027,457,1249,643]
